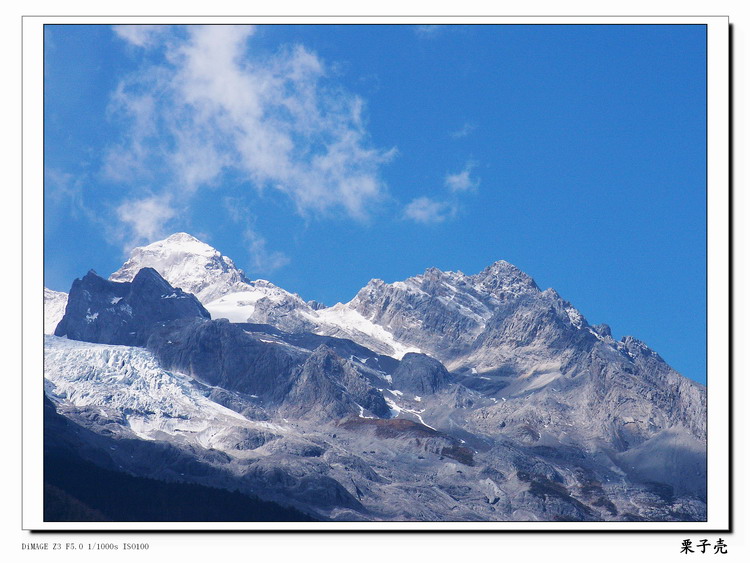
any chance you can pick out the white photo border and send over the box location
[22,14,730,532]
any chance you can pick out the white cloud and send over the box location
[116,195,177,248]
[445,162,480,192]
[112,25,170,48]
[106,24,394,246]
[403,197,455,224]
[404,161,479,225]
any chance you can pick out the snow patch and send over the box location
[205,285,302,323]
[357,404,375,419]
[44,288,68,335]
[384,395,435,430]
[402,406,435,430]
[312,304,421,359]
[384,396,402,418]
[565,306,585,329]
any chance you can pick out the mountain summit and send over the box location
[110,233,251,303]
[110,233,313,331]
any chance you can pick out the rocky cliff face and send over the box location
[55,268,210,347]
[146,318,303,403]
[344,264,587,371]
[280,345,390,421]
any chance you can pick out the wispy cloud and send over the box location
[112,25,170,48]
[106,25,394,248]
[222,197,290,275]
[244,229,290,274]
[403,197,456,224]
[115,194,177,248]
[451,122,475,139]
[415,25,444,37]
[403,161,480,225]
[445,162,480,192]
[45,168,107,231]
[45,169,87,220]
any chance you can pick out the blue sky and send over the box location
[44,24,707,384]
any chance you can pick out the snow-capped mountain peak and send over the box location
[470,259,540,298]
[110,233,250,303]
[107,233,314,330]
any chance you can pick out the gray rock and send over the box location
[54,268,209,346]
[147,318,302,403]
[391,352,450,395]
[280,345,390,421]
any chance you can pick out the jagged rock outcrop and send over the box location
[391,352,450,395]
[54,268,210,346]
[280,345,390,421]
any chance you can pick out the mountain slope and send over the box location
[44,395,317,522]
[336,262,706,497]
[102,233,706,455]
[45,328,706,521]
[44,288,68,335]
[43,232,707,522]
[55,268,210,347]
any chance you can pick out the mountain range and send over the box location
[43,232,707,522]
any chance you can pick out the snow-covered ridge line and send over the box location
[69,232,667,369]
